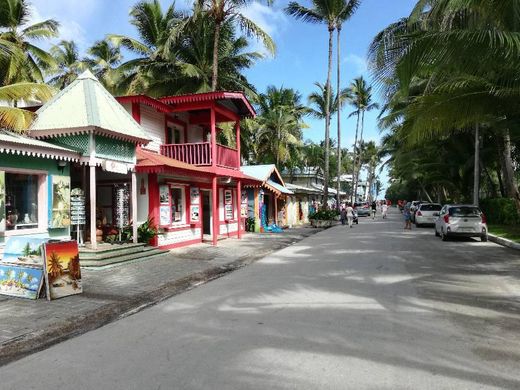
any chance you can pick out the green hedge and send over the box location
[309,209,340,221]
[480,198,520,225]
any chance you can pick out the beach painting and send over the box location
[50,175,71,228]
[2,237,47,265]
[0,264,44,299]
[43,241,82,300]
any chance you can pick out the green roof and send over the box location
[30,70,149,144]
[0,130,80,161]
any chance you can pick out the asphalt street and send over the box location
[2,209,520,389]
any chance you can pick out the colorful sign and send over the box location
[0,263,44,300]
[102,160,129,174]
[43,241,82,300]
[159,205,170,226]
[50,175,71,228]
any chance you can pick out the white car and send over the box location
[415,203,442,227]
[434,205,488,242]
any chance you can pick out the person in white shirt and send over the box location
[382,201,388,219]
[346,203,355,228]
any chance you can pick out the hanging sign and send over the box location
[102,160,129,174]
[114,184,130,229]
[190,205,199,222]
[159,185,169,204]
[224,190,232,205]
[70,188,86,225]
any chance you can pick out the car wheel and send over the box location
[481,234,488,242]
[441,229,448,241]
[416,223,422,228]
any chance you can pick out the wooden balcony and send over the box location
[160,142,239,169]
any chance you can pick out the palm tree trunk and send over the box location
[500,129,520,211]
[322,26,334,209]
[336,26,342,210]
[473,123,480,206]
[350,112,360,203]
[353,109,365,201]
[211,20,222,91]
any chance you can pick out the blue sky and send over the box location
[29,0,417,190]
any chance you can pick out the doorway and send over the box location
[202,190,211,235]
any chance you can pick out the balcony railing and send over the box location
[160,142,239,169]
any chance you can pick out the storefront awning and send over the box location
[0,130,80,161]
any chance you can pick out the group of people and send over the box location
[340,199,390,228]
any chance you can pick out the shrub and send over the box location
[309,209,340,221]
[138,217,158,244]
[480,198,520,225]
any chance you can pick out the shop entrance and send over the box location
[202,190,211,235]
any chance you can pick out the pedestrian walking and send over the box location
[340,207,347,225]
[346,203,355,228]
[403,200,412,230]
[371,200,377,219]
[382,202,388,219]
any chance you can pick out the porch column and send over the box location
[212,176,218,246]
[131,170,138,244]
[235,121,241,166]
[236,180,242,239]
[274,195,278,225]
[210,107,217,167]
[89,164,97,250]
[148,173,159,247]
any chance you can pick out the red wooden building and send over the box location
[116,92,258,249]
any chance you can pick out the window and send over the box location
[171,187,184,223]
[449,206,481,218]
[166,126,182,144]
[5,173,40,230]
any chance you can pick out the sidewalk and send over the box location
[0,227,323,366]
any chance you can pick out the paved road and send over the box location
[2,209,520,389]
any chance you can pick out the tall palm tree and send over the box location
[334,0,360,208]
[196,0,275,91]
[348,76,378,201]
[286,0,348,208]
[85,40,122,94]
[0,0,59,84]
[48,40,88,90]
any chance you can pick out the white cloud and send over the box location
[241,2,287,56]
[343,54,368,75]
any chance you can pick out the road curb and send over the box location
[488,233,520,250]
[0,230,321,367]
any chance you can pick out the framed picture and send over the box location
[190,187,200,205]
[0,171,4,235]
[43,241,82,300]
[159,205,170,226]
[50,175,71,228]
[224,190,232,205]
[190,205,199,222]
[0,263,44,300]
[159,185,169,204]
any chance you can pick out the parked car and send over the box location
[354,202,370,217]
[434,205,488,242]
[414,203,442,227]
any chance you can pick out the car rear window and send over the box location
[420,204,442,211]
[449,207,481,217]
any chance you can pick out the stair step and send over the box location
[79,244,154,261]
[81,249,168,269]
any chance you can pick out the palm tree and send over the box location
[85,40,122,94]
[196,0,275,91]
[253,86,308,167]
[0,0,59,84]
[0,82,53,131]
[108,0,185,95]
[334,0,360,208]
[47,252,63,281]
[286,0,348,208]
[369,0,520,210]
[348,76,378,201]
[48,40,88,90]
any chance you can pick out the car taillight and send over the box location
[443,214,449,223]
[481,213,487,224]
[416,211,422,216]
